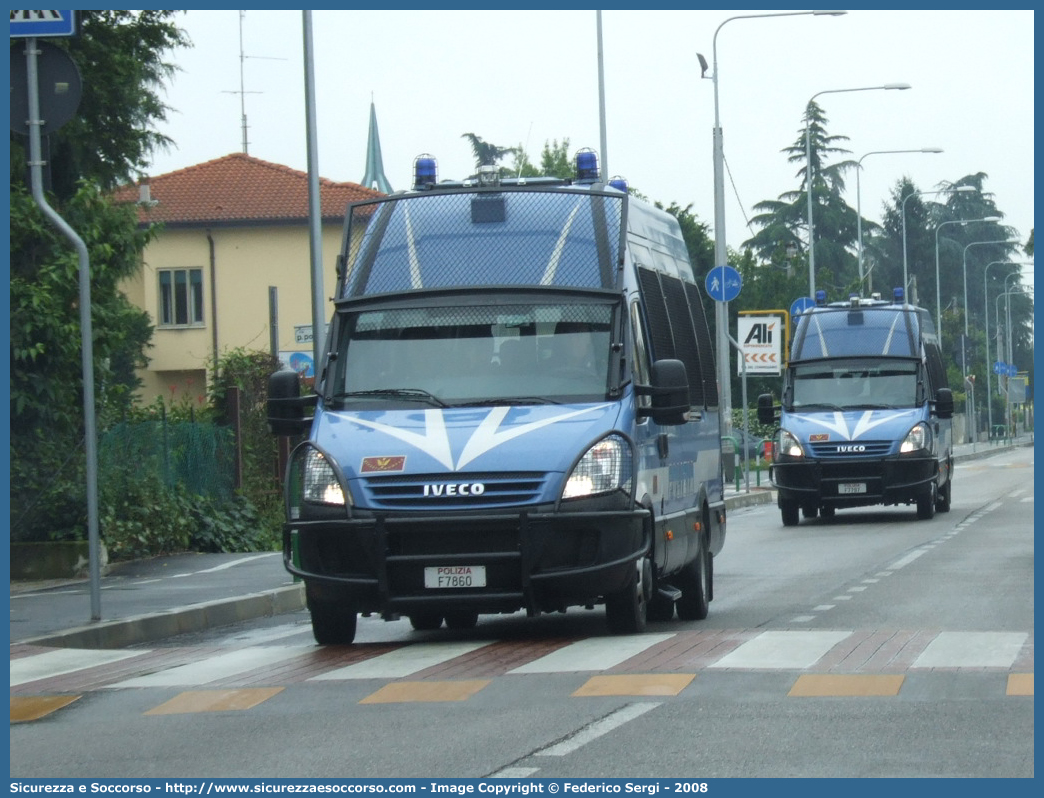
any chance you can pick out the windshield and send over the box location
[789,359,920,411]
[330,302,615,407]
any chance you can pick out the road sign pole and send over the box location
[20,34,102,621]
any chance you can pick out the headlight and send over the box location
[562,435,632,499]
[899,422,931,454]
[778,428,805,459]
[288,446,351,519]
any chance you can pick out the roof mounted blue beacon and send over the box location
[413,154,437,190]
[608,175,628,193]
[574,148,600,183]
[815,289,828,306]
[893,286,904,304]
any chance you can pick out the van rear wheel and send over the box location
[444,611,479,630]
[676,539,710,621]
[936,476,952,512]
[409,612,444,631]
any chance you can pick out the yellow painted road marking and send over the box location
[11,695,80,722]
[573,673,695,697]
[144,687,283,715]
[360,680,490,704]
[1007,674,1034,696]
[789,674,905,697]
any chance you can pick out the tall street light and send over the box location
[806,82,910,299]
[933,215,1001,343]
[900,185,975,303]
[705,9,846,432]
[955,235,1018,443]
[857,148,942,288]
[984,260,1031,434]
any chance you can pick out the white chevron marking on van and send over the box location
[793,410,908,441]
[349,405,611,472]
[455,404,611,470]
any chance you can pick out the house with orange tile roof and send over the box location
[114,153,385,404]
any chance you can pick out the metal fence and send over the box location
[99,419,235,501]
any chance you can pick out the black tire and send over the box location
[605,558,649,634]
[820,505,836,519]
[916,482,937,520]
[676,538,710,621]
[444,611,479,630]
[308,596,358,645]
[781,498,800,527]
[802,504,818,519]
[408,612,444,631]
[936,474,952,512]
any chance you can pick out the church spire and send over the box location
[360,98,392,194]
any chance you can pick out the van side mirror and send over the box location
[636,358,690,425]
[934,387,954,419]
[757,393,779,426]
[267,370,316,436]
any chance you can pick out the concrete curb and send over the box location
[17,583,305,649]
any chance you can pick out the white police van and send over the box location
[758,289,954,526]
[269,150,726,643]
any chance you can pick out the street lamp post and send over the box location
[983,260,1031,434]
[706,9,845,433]
[954,236,1019,443]
[806,82,910,299]
[933,215,1001,343]
[857,148,942,288]
[900,186,975,305]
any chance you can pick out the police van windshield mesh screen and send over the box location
[794,307,918,359]
[342,188,623,297]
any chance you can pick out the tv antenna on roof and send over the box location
[222,10,285,154]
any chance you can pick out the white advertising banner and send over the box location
[738,314,782,375]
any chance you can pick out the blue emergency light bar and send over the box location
[413,155,437,190]
[575,148,600,183]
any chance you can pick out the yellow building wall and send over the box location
[128,223,344,405]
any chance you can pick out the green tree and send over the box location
[9,11,189,542]
[10,10,189,200]
[744,100,860,296]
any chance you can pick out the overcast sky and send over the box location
[145,9,1035,288]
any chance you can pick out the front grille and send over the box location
[362,471,549,509]
[809,440,892,458]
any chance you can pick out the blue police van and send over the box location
[268,151,726,643]
[758,290,954,526]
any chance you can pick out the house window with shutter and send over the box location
[158,268,204,327]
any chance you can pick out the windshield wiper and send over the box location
[453,397,560,407]
[332,388,448,407]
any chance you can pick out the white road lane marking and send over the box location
[537,702,661,756]
[912,632,1029,669]
[708,630,852,670]
[109,646,312,687]
[508,633,675,674]
[311,640,494,680]
[11,648,149,686]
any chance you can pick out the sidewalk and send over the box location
[9,436,1031,650]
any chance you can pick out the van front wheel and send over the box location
[308,596,358,645]
[781,498,800,527]
[916,482,937,520]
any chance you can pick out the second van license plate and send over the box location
[838,483,867,494]
[424,566,486,588]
